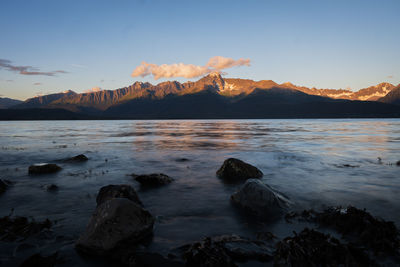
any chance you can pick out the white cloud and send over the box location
[131,56,251,79]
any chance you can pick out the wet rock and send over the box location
[274,228,375,266]
[44,184,59,192]
[76,198,155,255]
[64,154,88,163]
[396,160,400,166]
[179,235,273,267]
[96,184,142,206]
[132,173,173,187]
[0,216,52,241]
[0,179,12,194]
[20,252,58,267]
[217,158,263,181]
[28,163,61,174]
[231,179,290,218]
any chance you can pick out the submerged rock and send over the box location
[44,184,59,192]
[217,158,263,181]
[28,163,61,174]
[132,173,173,187]
[231,179,290,218]
[274,228,375,266]
[0,216,52,241]
[64,154,88,163]
[178,235,273,266]
[20,252,58,267]
[0,179,12,194]
[76,198,155,255]
[96,184,142,206]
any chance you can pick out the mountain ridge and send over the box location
[3,74,400,119]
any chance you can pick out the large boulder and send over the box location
[28,163,62,174]
[96,184,142,206]
[217,158,263,181]
[231,179,290,218]
[76,198,154,255]
[132,173,173,187]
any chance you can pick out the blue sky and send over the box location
[0,0,399,100]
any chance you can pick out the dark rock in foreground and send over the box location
[96,184,142,206]
[64,154,88,163]
[231,179,290,219]
[20,252,58,267]
[0,216,52,241]
[28,163,62,174]
[132,173,174,187]
[217,158,263,181]
[275,228,375,266]
[177,235,273,266]
[397,160,400,166]
[0,179,12,194]
[76,198,155,255]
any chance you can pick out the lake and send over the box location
[0,119,399,266]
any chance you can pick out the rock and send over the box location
[274,228,375,266]
[76,198,155,255]
[44,184,59,192]
[20,252,58,267]
[0,179,12,194]
[0,216,52,242]
[396,160,400,166]
[28,163,62,174]
[230,179,290,218]
[216,158,263,181]
[64,154,88,162]
[132,173,173,187]
[179,235,273,266]
[96,184,142,206]
[175,158,189,162]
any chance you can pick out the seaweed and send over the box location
[274,228,376,266]
[0,215,52,241]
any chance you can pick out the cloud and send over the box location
[131,56,251,80]
[0,59,68,76]
[33,82,42,85]
[85,87,103,93]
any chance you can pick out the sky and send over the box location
[0,0,399,100]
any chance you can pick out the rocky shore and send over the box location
[1,155,399,266]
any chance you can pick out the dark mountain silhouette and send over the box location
[0,97,22,109]
[379,85,400,105]
[1,74,400,119]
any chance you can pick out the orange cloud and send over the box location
[131,56,250,79]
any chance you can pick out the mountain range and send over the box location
[1,73,400,119]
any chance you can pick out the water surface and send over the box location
[0,119,399,265]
